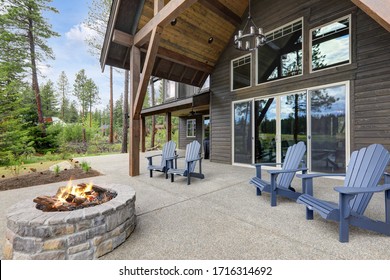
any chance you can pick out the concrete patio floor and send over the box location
[1,151,389,260]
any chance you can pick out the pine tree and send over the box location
[57,71,70,121]
[85,78,100,127]
[85,0,121,144]
[68,101,79,123]
[114,94,123,128]
[0,0,60,130]
[40,79,59,117]
[73,70,100,127]
[0,5,34,165]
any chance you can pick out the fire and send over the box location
[34,181,117,212]
[56,180,93,203]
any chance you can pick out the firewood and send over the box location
[74,197,86,205]
[65,194,75,203]
[92,185,106,193]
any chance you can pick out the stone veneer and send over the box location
[3,184,136,260]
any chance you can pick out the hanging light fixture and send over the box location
[234,0,266,51]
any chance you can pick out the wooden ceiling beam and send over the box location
[351,0,390,32]
[198,0,242,27]
[134,0,199,47]
[112,29,134,48]
[133,26,163,119]
[190,70,199,84]
[140,46,214,73]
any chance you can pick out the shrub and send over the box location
[80,161,91,173]
[53,165,61,176]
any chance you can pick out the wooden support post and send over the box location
[133,26,163,119]
[129,46,141,176]
[141,116,146,152]
[166,112,172,142]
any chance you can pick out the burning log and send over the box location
[74,196,86,205]
[34,183,117,212]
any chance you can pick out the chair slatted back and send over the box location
[185,140,201,173]
[277,141,306,189]
[344,144,389,215]
[161,140,176,167]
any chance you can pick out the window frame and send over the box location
[186,119,196,138]
[231,53,252,91]
[256,18,304,86]
[309,15,352,73]
[164,80,177,101]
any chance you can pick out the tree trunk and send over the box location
[28,16,45,132]
[62,90,65,120]
[122,70,129,153]
[89,97,92,128]
[109,66,114,144]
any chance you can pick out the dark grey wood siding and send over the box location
[354,11,390,149]
[210,0,390,164]
[178,115,203,151]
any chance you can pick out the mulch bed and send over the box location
[0,168,102,191]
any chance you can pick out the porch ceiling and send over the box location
[100,0,247,87]
[140,91,210,117]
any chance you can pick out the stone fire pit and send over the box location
[3,184,136,260]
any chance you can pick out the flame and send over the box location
[56,179,94,203]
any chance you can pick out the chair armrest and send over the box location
[296,173,346,179]
[146,154,162,159]
[268,167,308,175]
[253,162,283,167]
[334,184,390,194]
[186,157,202,163]
[165,155,180,160]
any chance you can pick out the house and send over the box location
[100,0,390,176]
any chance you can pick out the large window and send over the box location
[187,119,196,138]
[231,54,251,91]
[257,19,303,84]
[311,16,350,71]
[165,80,176,100]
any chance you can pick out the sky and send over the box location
[40,0,123,111]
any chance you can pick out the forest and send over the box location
[0,0,175,170]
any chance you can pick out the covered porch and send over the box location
[100,0,390,178]
[2,152,389,259]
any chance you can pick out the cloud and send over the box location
[65,23,98,43]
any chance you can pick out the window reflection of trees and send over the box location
[234,102,252,163]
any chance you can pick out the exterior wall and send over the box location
[210,0,390,164]
[177,83,198,99]
[178,115,203,151]
[354,11,390,149]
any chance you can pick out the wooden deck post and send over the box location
[129,46,141,176]
[166,112,172,142]
[141,115,146,152]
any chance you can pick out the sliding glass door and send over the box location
[255,98,277,163]
[232,83,348,172]
[308,84,347,173]
[280,92,307,161]
[233,100,253,164]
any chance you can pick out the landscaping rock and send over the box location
[49,161,73,172]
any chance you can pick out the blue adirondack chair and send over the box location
[167,140,204,185]
[297,144,390,242]
[146,140,176,178]
[249,141,307,206]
